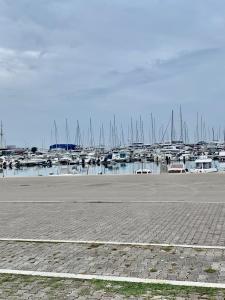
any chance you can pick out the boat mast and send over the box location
[101,123,105,148]
[212,127,215,141]
[151,113,154,144]
[179,105,183,142]
[135,120,139,143]
[139,115,144,143]
[203,120,206,142]
[218,126,221,141]
[171,110,174,144]
[183,121,187,144]
[75,120,81,147]
[53,120,58,149]
[98,124,104,148]
[121,123,125,147]
[89,117,94,148]
[65,118,69,151]
[109,120,112,148]
[130,117,134,145]
[196,112,199,142]
[0,121,4,148]
[112,115,118,148]
[200,115,203,141]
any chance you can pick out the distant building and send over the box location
[6,145,17,149]
[1,147,26,155]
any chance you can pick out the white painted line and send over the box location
[1,238,225,250]
[0,269,224,289]
[0,201,62,203]
[0,201,225,204]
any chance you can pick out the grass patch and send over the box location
[92,280,223,298]
[0,274,224,299]
[48,277,64,289]
[0,274,16,284]
[204,268,217,274]
[149,268,157,273]
[87,244,101,249]
[171,263,177,267]
[161,246,174,252]
[79,287,91,296]
[194,248,204,252]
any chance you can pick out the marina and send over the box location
[1,141,225,177]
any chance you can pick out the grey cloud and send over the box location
[0,0,225,145]
[74,47,222,100]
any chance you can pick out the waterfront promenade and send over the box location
[1,174,225,299]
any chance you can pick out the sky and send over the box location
[0,0,225,146]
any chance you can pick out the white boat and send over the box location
[190,156,217,173]
[59,156,74,165]
[219,151,225,162]
[167,163,186,173]
[135,169,151,174]
[49,166,80,176]
[112,151,130,163]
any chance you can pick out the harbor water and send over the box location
[1,160,224,177]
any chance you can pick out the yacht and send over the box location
[218,151,225,162]
[190,156,217,173]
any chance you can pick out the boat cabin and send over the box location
[190,157,217,173]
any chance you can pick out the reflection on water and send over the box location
[1,160,223,178]
[2,162,160,177]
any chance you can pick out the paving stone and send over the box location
[1,175,225,246]
[0,242,225,283]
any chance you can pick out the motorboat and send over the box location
[218,151,225,162]
[190,156,217,173]
[167,163,186,173]
[112,150,130,163]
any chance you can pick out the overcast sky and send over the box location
[0,0,225,146]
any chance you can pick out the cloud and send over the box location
[0,0,225,145]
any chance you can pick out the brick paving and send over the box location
[0,241,225,284]
[0,202,225,246]
[1,175,225,299]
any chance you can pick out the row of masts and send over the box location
[50,107,225,149]
[1,108,225,149]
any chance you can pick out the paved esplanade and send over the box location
[1,174,225,246]
[1,174,225,298]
